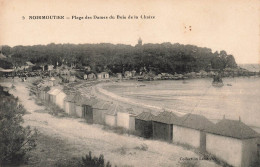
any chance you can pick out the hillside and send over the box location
[1,43,237,74]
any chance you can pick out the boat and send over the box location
[212,73,224,87]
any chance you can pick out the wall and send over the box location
[93,109,105,125]
[135,119,153,138]
[206,133,242,167]
[83,105,93,124]
[56,92,66,109]
[129,115,135,131]
[152,121,172,142]
[65,101,70,114]
[173,126,200,148]
[241,138,258,167]
[105,114,117,127]
[75,105,83,118]
[117,112,130,129]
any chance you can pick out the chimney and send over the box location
[223,115,225,119]
[239,116,241,122]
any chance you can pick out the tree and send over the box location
[0,86,37,165]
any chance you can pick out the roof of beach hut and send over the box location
[76,97,98,106]
[175,113,214,131]
[136,112,155,121]
[106,103,124,115]
[207,119,258,139]
[47,88,62,95]
[153,111,179,124]
[92,100,112,110]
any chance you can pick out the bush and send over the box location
[0,86,38,166]
[55,152,113,167]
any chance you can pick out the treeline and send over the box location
[1,43,237,74]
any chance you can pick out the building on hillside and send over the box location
[48,77,58,87]
[206,118,259,167]
[88,73,96,80]
[172,113,214,150]
[69,75,76,82]
[117,108,136,130]
[124,71,132,78]
[135,111,155,138]
[116,73,122,79]
[152,111,179,142]
[97,72,109,79]
[83,74,88,80]
[47,65,54,71]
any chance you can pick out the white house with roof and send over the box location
[97,72,109,79]
[206,118,259,167]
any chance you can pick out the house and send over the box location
[116,73,122,79]
[48,77,59,87]
[47,65,54,71]
[124,71,132,78]
[97,72,109,79]
[88,73,96,80]
[206,118,259,167]
[135,111,155,138]
[172,113,214,150]
[117,108,136,130]
[152,111,179,142]
[83,74,88,80]
[105,104,123,127]
[84,66,91,72]
[69,75,76,82]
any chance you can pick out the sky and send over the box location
[0,0,259,64]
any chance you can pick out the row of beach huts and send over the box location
[36,86,260,167]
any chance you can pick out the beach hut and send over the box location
[152,111,179,142]
[55,90,67,109]
[92,100,111,125]
[47,88,62,104]
[64,92,82,116]
[135,111,155,138]
[206,118,259,167]
[104,104,123,127]
[38,86,50,101]
[117,108,136,130]
[75,97,98,122]
[172,113,214,150]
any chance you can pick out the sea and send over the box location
[104,76,260,131]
